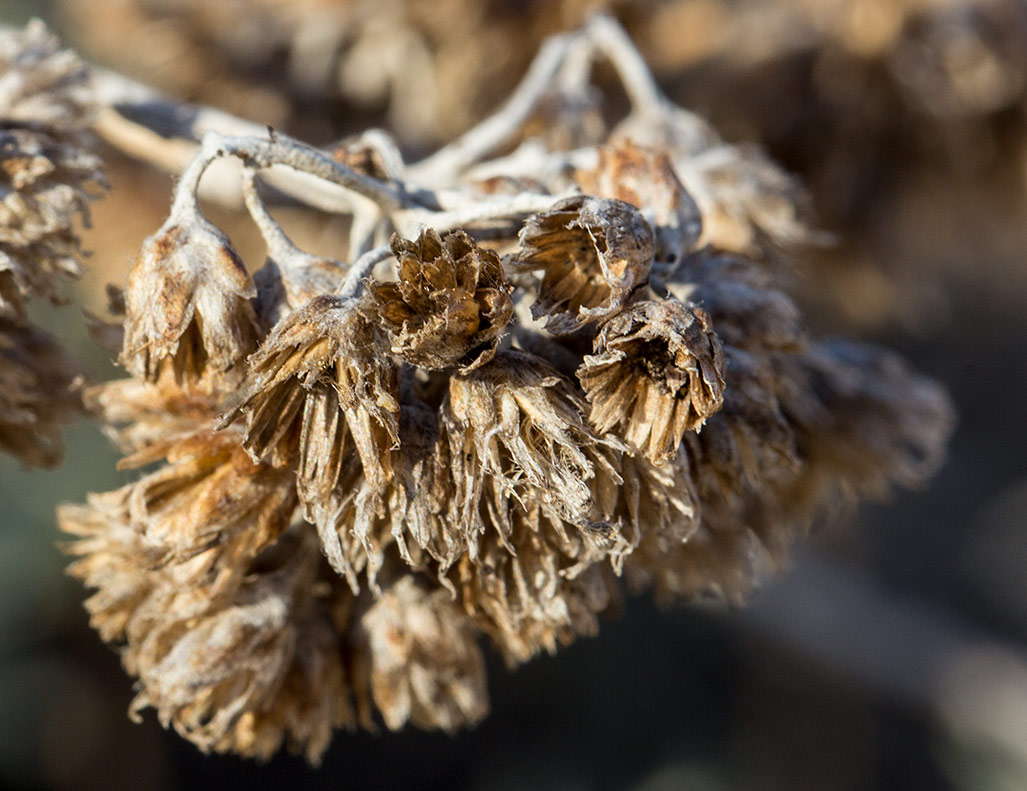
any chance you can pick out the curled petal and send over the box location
[373,228,513,371]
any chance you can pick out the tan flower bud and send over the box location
[510,195,655,335]
[120,219,258,384]
[372,228,513,371]
[352,576,488,732]
[578,298,726,465]
[575,140,702,268]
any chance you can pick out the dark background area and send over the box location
[2,2,1026,789]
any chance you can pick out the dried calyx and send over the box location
[56,15,954,766]
[509,195,655,335]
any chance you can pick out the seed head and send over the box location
[373,228,513,371]
[510,196,655,335]
[578,298,726,465]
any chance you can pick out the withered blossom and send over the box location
[120,219,259,384]
[352,576,489,731]
[575,139,703,269]
[373,229,513,371]
[671,253,805,352]
[578,298,726,465]
[0,23,104,465]
[121,426,298,590]
[509,195,655,335]
[225,294,399,587]
[438,350,626,556]
[612,107,818,255]
[61,503,354,763]
[0,22,104,309]
[0,318,85,466]
[52,14,958,766]
[456,503,621,664]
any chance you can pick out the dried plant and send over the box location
[0,15,956,765]
[0,22,104,465]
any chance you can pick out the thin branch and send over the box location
[338,244,394,300]
[585,13,667,117]
[240,167,297,261]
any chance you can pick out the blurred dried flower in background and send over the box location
[9,12,956,765]
[0,21,104,465]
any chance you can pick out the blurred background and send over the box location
[1,1,1026,789]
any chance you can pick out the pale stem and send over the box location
[338,245,394,300]
[240,166,298,262]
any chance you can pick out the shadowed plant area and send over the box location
[0,3,1024,791]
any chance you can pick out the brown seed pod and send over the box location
[578,297,726,465]
[509,195,655,335]
[373,228,513,371]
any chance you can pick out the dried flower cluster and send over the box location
[0,22,104,465]
[47,15,955,764]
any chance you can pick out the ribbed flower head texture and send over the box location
[373,229,513,371]
[509,195,655,335]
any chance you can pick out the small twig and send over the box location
[585,13,667,117]
[240,167,297,261]
[338,244,394,300]
[394,191,566,237]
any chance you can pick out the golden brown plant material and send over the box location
[373,229,513,371]
[51,15,955,764]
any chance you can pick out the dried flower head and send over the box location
[120,219,258,384]
[225,294,399,587]
[575,139,703,269]
[373,229,513,371]
[438,350,625,557]
[56,14,956,765]
[0,21,104,308]
[510,195,655,335]
[61,501,353,763]
[352,576,488,732]
[578,298,726,465]
[613,108,817,255]
[456,502,621,665]
[0,318,84,466]
[121,426,299,592]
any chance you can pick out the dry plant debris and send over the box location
[0,22,104,466]
[0,15,957,764]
